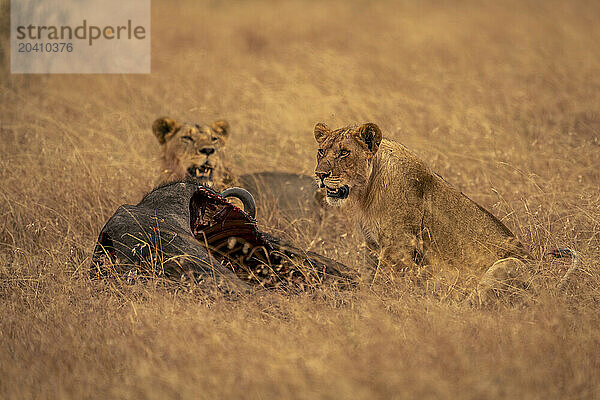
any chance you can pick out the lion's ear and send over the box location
[152,117,180,144]
[355,123,382,154]
[314,122,331,144]
[212,120,230,140]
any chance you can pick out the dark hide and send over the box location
[92,181,349,291]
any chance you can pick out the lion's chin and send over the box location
[326,196,347,207]
[325,186,350,207]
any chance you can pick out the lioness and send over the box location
[313,122,538,303]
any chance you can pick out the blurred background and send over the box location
[1,0,599,398]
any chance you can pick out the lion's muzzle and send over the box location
[326,185,349,199]
[187,163,214,181]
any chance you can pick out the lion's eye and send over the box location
[317,149,325,158]
[339,150,350,158]
[181,135,194,142]
[211,137,218,142]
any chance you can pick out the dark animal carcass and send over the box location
[91,181,349,291]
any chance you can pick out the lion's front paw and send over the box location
[472,257,531,307]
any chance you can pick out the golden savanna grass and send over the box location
[1,0,599,398]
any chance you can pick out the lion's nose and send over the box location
[315,171,330,187]
[316,171,330,180]
[200,148,215,155]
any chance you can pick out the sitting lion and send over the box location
[313,122,574,305]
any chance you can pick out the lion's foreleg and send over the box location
[375,233,429,284]
[473,257,532,307]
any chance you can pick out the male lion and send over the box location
[313,122,574,304]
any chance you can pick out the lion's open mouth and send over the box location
[326,185,349,199]
[187,164,213,180]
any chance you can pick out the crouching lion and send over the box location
[313,122,576,305]
[153,117,234,187]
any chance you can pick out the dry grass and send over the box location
[1,0,599,398]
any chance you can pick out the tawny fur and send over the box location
[314,123,531,302]
[152,117,234,190]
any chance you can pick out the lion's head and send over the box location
[314,122,382,206]
[153,117,230,186]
